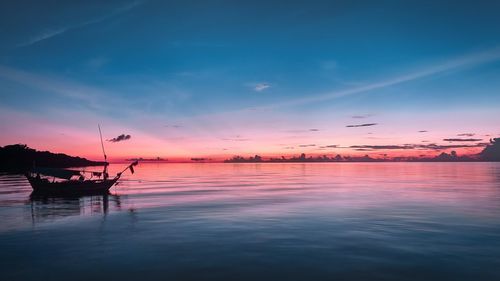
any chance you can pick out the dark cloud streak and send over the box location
[443,138,482,142]
[346,123,378,128]
[349,143,486,151]
[108,134,131,142]
[299,144,316,147]
[322,145,338,148]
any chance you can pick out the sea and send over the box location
[1,162,500,280]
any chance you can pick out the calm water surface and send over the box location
[1,163,500,280]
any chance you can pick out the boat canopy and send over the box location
[33,167,81,180]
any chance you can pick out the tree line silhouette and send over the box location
[0,144,105,172]
[224,138,500,163]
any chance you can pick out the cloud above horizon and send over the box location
[164,124,183,128]
[351,114,373,119]
[349,143,487,151]
[299,144,316,147]
[346,123,378,128]
[443,138,482,142]
[254,83,271,92]
[319,145,338,148]
[16,1,143,47]
[108,134,131,142]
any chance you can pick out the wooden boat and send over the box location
[26,175,119,195]
[25,125,138,196]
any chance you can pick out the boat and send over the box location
[25,125,138,196]
[25,165,137,195]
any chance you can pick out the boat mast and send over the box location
[98,124,109,179]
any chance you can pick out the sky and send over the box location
[0,0,499,161]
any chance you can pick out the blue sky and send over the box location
[0,0,499,159]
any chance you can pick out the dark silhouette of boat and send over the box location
[26,173,119,195]
[25,125,138,196]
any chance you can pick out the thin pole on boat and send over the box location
[98,124,107,162]
[98,124,109,179]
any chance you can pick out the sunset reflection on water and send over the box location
[1,163,500,280]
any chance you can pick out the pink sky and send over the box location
[1,104,496,161]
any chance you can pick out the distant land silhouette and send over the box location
[479,138,500,161]
[1,138,499,171]
[0,144,105,172]
[126,157,167,162]
[224,138,500,163]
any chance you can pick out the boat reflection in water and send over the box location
[27,192,123,224]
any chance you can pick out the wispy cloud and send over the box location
[19,29,68,47]
[346,123,378,128]
[252,47,500,110]
[254,83,271,92]
[457,133,475,137]
[17,1,143,47]
[0,63,189,116]
[0,65,109,109]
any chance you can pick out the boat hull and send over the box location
[26,176,118,196]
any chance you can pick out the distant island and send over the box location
[191,158,213,162]
[0,144,106,172]
[224,138,500,163]
[126,157,167,162]
[479,138,500,161]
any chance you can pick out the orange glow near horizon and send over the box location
[0,106,495,162]
[1,138,486,163]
